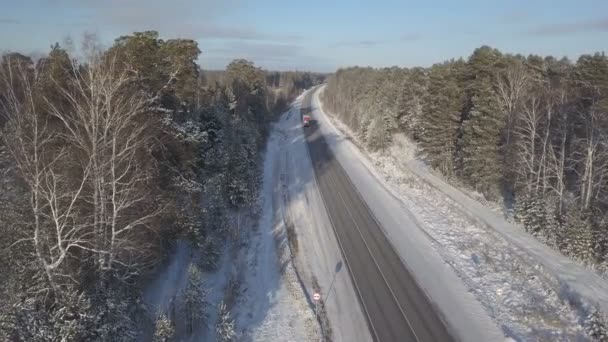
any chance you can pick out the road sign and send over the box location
[313,292,321,301]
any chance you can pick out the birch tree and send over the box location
[45,54,164,284]
[1,57,94,297]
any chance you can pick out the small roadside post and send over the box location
[313,292,321,317]
[313,292,322,341]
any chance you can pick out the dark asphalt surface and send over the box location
[302,88,455,342]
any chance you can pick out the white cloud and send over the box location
[527,17,608,36]
[50,0,295,41]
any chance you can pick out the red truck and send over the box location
[303,114,311,127]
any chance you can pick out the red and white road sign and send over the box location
[313,292,321,301]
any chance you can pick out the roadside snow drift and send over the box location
[232,96,320,342]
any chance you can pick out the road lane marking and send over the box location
[336,177,421,342]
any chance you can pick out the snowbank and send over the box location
[231,96,320,341]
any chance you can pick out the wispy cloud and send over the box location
[331,33,421,47]
[501,10,530,24]
[206,42,302,59]
[400,33,422,42]
[52,0,299,42]
[0,17,19,24]
[201,41,329,71]
[180,24,304,41]
[330,40,385,48]
[527,17,608,36]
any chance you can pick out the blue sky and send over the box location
[1,0,607,72]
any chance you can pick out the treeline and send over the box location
[202,69,326,115]
[322,47,608,273]
[0,30,314,341]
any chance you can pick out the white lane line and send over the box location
[336,188,421,342]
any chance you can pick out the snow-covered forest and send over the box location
[322,46,608,279]
[0,31,323,341]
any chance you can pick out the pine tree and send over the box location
[399,68,428,136]
[199,233,221,271]
[592,217,608,267]
[585,307,608,341]
[91,292,138,342]
[225,119,258,208]
[216,301,236,342]
[560,209,595,263]
[365,112,394,151]
[418,62,464,175]
[514,195,547,238]
[181,264,209,335]
[463,46,504,98]
[458,79,504,197]
[153,313,175,342]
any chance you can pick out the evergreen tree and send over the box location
[418,62,464,175]
[181,264,209,335]
[399,68,428,136]
[585,307,608,341]
[225,59,268,129]
[225,118,259,208]
[458,79,504,197]
[153,313,175,342]
[560,209,595,263]
[215,301,236,342]
[591,216,608,268]
[463,46,504,100]
[514,195,547,238]
[365,112,394,150]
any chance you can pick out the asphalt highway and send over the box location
[302,88,455,342]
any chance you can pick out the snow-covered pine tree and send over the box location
[399,68,427,136]
[560,208,595,263]
[216,301,236,342]
[91,292,138,342]
[0,304,10,341]
[585,307,608,341]
[514,195,547,238]
[458,78,504,198]
[181,263,209,335]
[365,111,394,151]
[153,313,175,342]
[199,232,221,272]
[364,68,403,150]
[591,217,608,268]
[418,62,464,176]
[225,118,259,209]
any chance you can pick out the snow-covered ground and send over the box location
[142,241,232,341]
[142,99,322,342]
[313,85,608,341]
[233,100,320,341]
